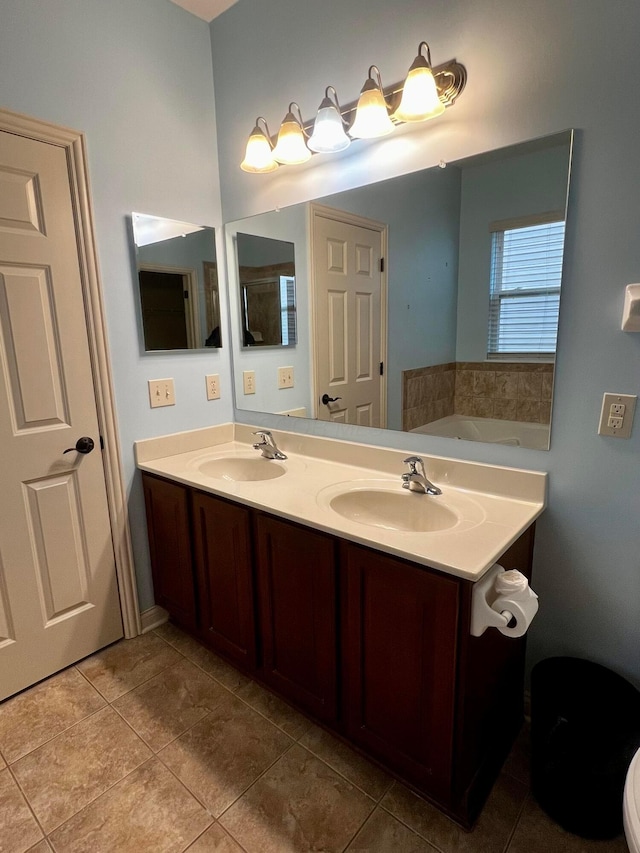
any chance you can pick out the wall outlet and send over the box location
[243,370,256,395]
[277,366,294,389]
[148,378,175,408]
[598,392,636,438]
[205,374,220,401]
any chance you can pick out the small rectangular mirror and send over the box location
[132,213,221,351]
[235,232,297,348]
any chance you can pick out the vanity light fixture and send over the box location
[307,86,351,153]
[271,103,312,165]
[240,117,279,173]
[349,66,395,139]
[392,41,445,123]
[239,41,466,172]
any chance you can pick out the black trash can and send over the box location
[531,657,640,839]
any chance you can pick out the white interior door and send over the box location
[0,129,123,700]
[312,207,386,427]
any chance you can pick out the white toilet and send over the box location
[625,747,640,853]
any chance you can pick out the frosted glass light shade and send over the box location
[240,125,278,173]
[349,85,395,139]
[308,105,351,153]
[394,65,444,122]
[272,117,311,165]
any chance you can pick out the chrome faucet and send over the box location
[402,456,442,495]
[252,430,287,460]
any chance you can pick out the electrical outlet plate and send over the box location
[243,370,256,395]
[205,374,220,401]
[148,378,176,408]
[277,366,294,389]
[598,392,636,438]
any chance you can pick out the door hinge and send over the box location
[380,257,385,272]
[99,435,105,450]
[379,361,384,376]
[183,290,189,299]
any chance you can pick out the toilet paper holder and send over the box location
[470,563,538,637]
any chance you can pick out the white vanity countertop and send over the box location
[135,423,547,581]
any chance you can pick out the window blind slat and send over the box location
[488,219,565,356]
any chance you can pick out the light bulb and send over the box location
[240,121,278,173]
[272,105,311,165]
[349,68,395,139]
[393,43,445,123]
[308,89,351,153]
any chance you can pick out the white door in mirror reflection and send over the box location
[312,208,386,427]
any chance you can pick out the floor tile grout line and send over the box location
[6,759,48,841]
[183,820,251,853]
[215,737,300,824]
[17,739,153,838]
[377,791,449,853]
[502,787,530,853]
[297,737,393,803]
[338,797,380,852]
[2,701,109,768]
[41,754,168,843]
[76,652,189,704]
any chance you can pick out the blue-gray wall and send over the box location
[0,0,231,610]
[211,0,640,685]
[457,143,571,361]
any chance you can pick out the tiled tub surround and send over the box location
[134,422,546,581]
[402,362,554,432]
[0,626,630,852]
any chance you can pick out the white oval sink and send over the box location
[328,488,459,533]
[198,457,286,482]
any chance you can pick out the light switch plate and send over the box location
[148,378,176,408]
[243,370,256,395]
[277,366,294,389]
[205,374,220,401]
[598,392,636,438]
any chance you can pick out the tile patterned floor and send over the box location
[0,624,630,853]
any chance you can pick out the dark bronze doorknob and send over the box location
[63,436,95,455]
[321,394,342,405]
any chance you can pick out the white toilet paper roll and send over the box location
[491,591,539,638]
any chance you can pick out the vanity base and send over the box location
[143,472,534,828]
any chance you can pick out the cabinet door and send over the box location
[255,515,338,723]
[142,474,196,631]
[191,492,257,670]
[343,544,460,800]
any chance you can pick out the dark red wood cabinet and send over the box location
[191,490,257,669]
[343,544,461,803]
[141,471,534,826]
[255,514,338,724]
[142,474,196,632]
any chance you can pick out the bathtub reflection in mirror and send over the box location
[225,130,573,450]
[132,213,221,351]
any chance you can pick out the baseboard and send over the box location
[140,605,169,633]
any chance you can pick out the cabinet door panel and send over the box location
[256,515,338,723]
[192,492,256,669]
[142,475,196,631]
[344,544,459,799]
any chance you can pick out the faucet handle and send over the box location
[403,455,424,475]
[252,430,271,442]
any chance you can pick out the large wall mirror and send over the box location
[225,130,573,449]
[132,213,222,351]
[236,232,297,348]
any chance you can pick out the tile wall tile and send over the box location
[403,362,554,428]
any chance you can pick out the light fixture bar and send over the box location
[266,58,466,145]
